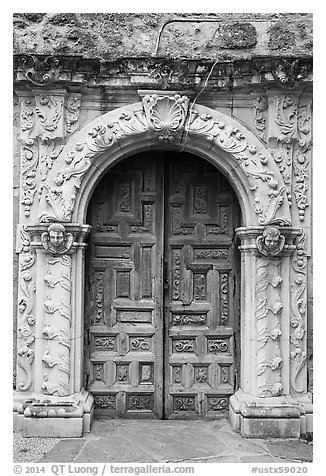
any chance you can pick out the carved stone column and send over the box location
[13,223,93,437]
[229,225,312,438]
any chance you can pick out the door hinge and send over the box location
[163,261,169,290]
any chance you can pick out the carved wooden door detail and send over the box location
[85,153,164,418]
[85,152,240,418]
[164,153,240,418]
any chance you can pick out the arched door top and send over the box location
[39,93,291,226]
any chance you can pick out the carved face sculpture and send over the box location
[48,224,65,249]
[41,223,74,255]
[263,227,280,250]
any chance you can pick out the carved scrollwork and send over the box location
[252,96,268,142]
[171,313,206,326]
[271,59,310,87]
[95,395,116,409]
[290,230,307,394]
[293,147,310,222]
[18,55,62,86]
[38,98,291,226]
[207,396,228,411]
[274,95,297,143]
[17,344,35,391]
[174,396,195,411]
[207,339,228,353]
[40,106,148,222]
[20,100,38,217]
[65,94,82,136]
[16,225,36,391]
[129,337,151,351]
[187,110,289,225]
[256,227,285,257]
[149,63,173,89]
[128,394,152,410]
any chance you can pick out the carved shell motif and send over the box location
[143,94,189,142]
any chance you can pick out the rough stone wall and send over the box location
[13,13,312,60]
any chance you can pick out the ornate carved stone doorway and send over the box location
[84,151,241,418]
[14,92,312,438]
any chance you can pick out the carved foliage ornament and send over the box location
[252,96,268,142]
[16,225,36,391]
[39,96,290,226]
[290,230,307,393]
[187,109,289,226]
[256,227,285,257]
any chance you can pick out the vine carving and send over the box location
[255,257,283,397]
[290,230,307,393]
[16,225,36,391]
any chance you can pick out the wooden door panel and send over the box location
[85,153,164,418]
[164,153,240,418]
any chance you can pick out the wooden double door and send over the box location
[85,151,241,419]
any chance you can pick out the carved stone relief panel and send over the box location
[16,225,36,392]
[290,230,308,394]
[37,94,291,226]
[41,253,72,397]
[268,95,312,224]
[254,254,283,397]
[252,96,268,142]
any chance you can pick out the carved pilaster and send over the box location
[229,225,311,438]
[24,223,91,397]
[236,226,300,398]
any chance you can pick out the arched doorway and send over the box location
[84,150,241,419]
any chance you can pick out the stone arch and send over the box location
[40,93,291,227]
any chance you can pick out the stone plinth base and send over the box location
[229,389,313,438]
[23,417,83,437]
[13,389,94,438]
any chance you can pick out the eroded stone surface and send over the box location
[13,13,312,59]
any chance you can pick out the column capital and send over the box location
[236,225,302,256]
[27,223,91,254]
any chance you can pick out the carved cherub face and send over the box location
[263,227,280,250]
[48,224,65,248]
